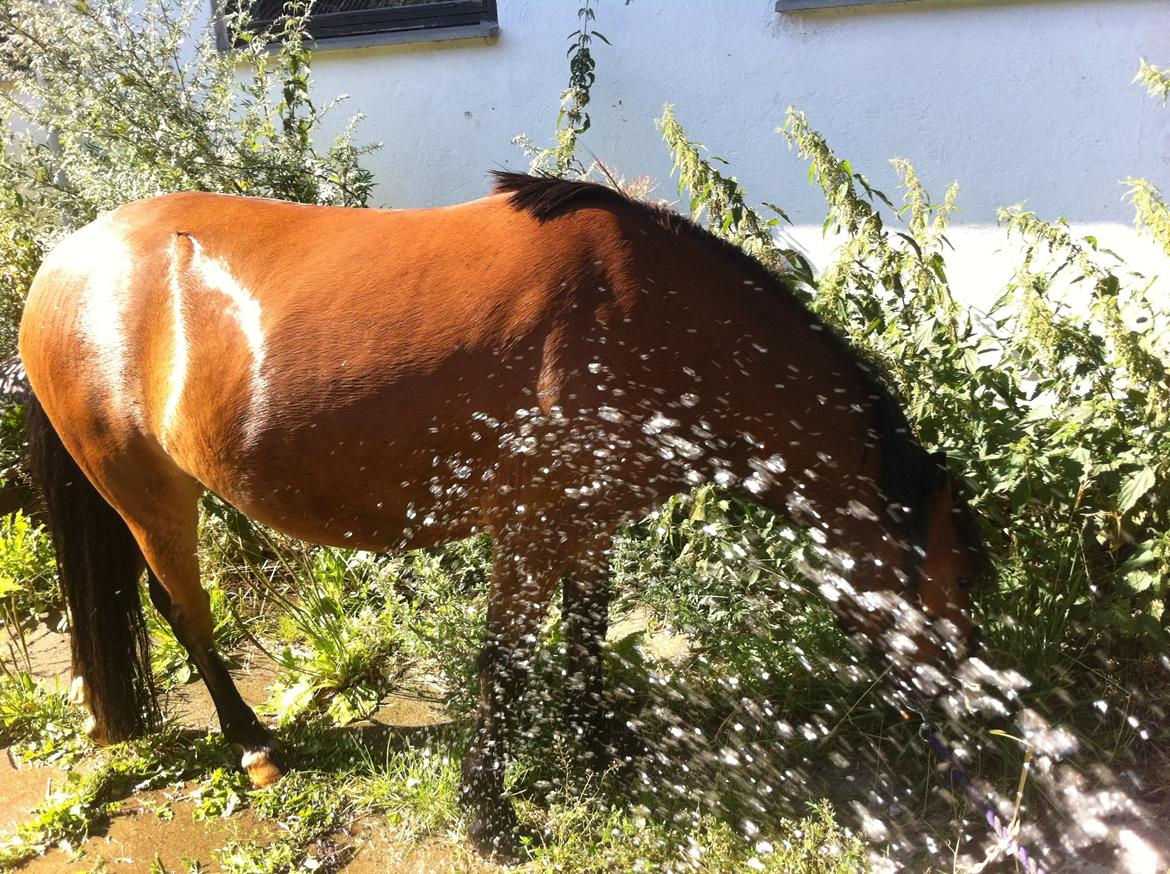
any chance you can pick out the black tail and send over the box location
[26,391,158,741]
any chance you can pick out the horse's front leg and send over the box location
[562,566,614,768]
[460,527,559,860]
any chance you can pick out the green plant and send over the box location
[659,105,813,284]
[191,767,249,820]
[0,510,60,672]
[0,0,376,216]
[526,781,870,874]
[234,537,407,725]
[1125,60,1170,261]
[638,109,1170,859]
[520,0,609,178]
[1124,177,1170,258]
[612,486,847,692]
[352,741,464,843]
[391,536,491,716]
[0,672,87,763]
[0,510,57,612]
[0,728,238,866]
[1136,58,1170,105]
[218,769,353,874]
[0,0,376,370]
[654,102,1170,677]
[0,184,43,358]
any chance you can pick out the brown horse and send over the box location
[20,172,986,857]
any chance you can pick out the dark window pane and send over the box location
[251,0,447,18]
[248,0,494,25]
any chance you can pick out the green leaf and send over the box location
[1125,569,1156,593]
[1118,466,1156,513]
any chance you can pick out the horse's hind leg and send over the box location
[144,573,283,787]
[116,477,283,787]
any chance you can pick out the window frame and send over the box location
[775,0,917,10]
[215,0,498,52]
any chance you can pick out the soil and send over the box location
[4,615,1170,873]
[0,620,487,873]
[1,752,63,835]
[13,797,277,874]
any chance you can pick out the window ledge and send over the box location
[306,19,498,52]
[776,0,918,10]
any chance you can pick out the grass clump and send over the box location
[528,797,869,874]
[0,672,87,765]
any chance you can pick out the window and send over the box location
[226,0,498,50]
[776,0,915,10]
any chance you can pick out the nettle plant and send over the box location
[651,104,1169,682]
[515,0,607,179]
[0,0,376,355]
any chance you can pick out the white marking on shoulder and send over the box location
[160,235,190,449]
[189,239,268,441]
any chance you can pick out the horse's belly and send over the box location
[200,427,497,552]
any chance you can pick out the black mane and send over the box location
[490,171,988,579]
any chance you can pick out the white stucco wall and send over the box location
[302,0,1169,305]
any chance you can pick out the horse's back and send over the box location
[19,189,640,544]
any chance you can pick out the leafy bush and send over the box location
[0,0,376,357]
[612,486,850,696]
[0,184,41,358]
[0,510,57,619]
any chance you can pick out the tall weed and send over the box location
[0,0,376,356]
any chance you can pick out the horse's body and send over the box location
[21,174,984,857]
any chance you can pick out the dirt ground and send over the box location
[5,618,1170,873]
[0,614,691,873]
[1,622,493,873]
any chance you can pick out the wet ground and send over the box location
[0,622,497,873]
[3,615,702,873]
[4,619,1169,872]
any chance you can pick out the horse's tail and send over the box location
[25,390,158,741]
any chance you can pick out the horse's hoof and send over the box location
[467,804,524,863]
[242,745,285,788]
[83,713,124,746]
[83,713,106,743]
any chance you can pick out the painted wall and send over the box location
[302,0,1170,304]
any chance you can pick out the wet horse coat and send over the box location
[21,173,983,856]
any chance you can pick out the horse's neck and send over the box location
[608,222,899,565]
[662,272,899,568]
